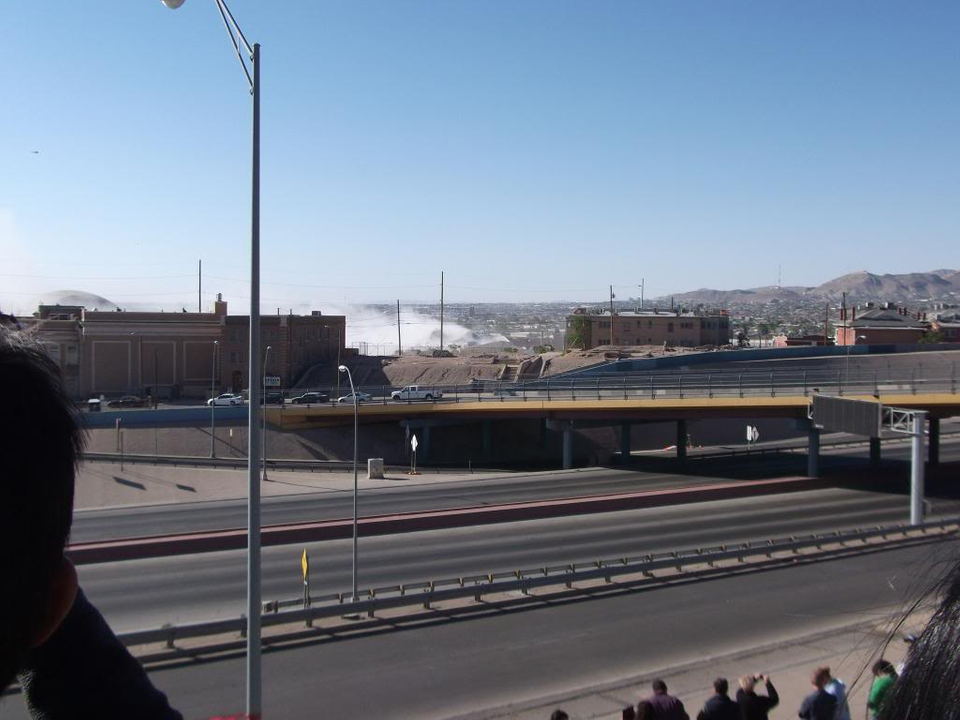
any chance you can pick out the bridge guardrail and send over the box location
[117,518,959,649]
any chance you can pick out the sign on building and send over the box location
[811,395,882,438]
[264,376,281,388]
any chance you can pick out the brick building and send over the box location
[17,295,345,399]
[835,305,926,346]
[566,307,731,350]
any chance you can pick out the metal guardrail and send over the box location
[117,518,959,649]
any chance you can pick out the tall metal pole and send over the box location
[199,258,202,313]
[609,286,615,346]
[397,299,402,356]
[262,345,271,481]
[911,410,928,525]
[439,271,444,352]
[211,340,218,459]
[339,365,359,604]
[246,41,263,720]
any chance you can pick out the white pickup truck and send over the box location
[391,385,443,402]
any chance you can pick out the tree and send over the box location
[920,330,945,344]
[567,316,590,350]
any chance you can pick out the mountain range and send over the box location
[665,270,960,305]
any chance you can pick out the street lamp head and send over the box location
[338,365,348,373]
[161,0,186,8]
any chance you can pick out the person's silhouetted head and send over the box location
[652,679,668,695]
[551,711,569,720]
[714,677,729,696]
[0,327,84,690]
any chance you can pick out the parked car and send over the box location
[207,393,244,407]
[107,395,146,408]
[291,391,329,404]
[336,391,372,404]
[391,385,443,401]
[260,391,285,405]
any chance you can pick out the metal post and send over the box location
[246,41,263,720]
[911,411,928,525]
[262,346,271,481]
[562,423,573,470]
[211,340,218,459]
[340,366,359,606]
[807,427,820,478]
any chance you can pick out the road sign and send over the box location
[265,376,281,388]
[301,548,309,583]
[411,434,418,452]
[746,425,760,443]
[811,394,882,438]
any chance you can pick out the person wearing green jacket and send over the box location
[868,659,897,719]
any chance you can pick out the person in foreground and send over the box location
[797,666,837,720]
[645,679,690,720]
[696,677,738,720]
[735,674,778,720]
[0,327,182,719]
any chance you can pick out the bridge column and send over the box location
[807,427,820,478]
[482,420,493,457]
[421,426,431,461]
[869,437,881,467]
[620,423,631,464]
[563,424,573,470]
[929,417,940,467]
[676,419,687,462]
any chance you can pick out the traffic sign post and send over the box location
[409,434,419,475]
[301,548,312,627]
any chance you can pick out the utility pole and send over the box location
[198,258,202,313]
[824,303,829,346]
[609,285,615,346]
[397,300,402,356]
[639,278,644,311]
[440,271,444,352]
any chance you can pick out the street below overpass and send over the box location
[71,432,960,542]
[3,534,953,719]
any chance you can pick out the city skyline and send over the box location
[2,1,958,311]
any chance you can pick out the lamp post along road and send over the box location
[161,1,262,716]
[211,340,218,459]
[263,346,271,481]
[339,364,359,605]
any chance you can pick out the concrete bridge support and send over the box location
[563,424,573,470]
[869,437,881,467]
[929,417,940,467]
[676,419,687,462]
[620,423,631,464]
[807,427,820,478]
[482,420,493,457]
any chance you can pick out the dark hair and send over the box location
[636,701,654,720]
[872,659,895,676]
[714,677,729,695]
[0,328,84,690]
[652,679,667,694]
[550,711,569,720]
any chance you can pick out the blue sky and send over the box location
[1,1,957,313]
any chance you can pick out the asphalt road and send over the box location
[4,539,952,720]
[70,435,960,542]
[73,476,960,634]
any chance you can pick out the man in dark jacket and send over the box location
[645,679,690,720]
[697,677,739,720]
[798,667,838,720]
[736,674,779,720]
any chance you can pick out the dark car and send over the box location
[260,391,285,405]
[107,395,146,408]
[291,391,329,404]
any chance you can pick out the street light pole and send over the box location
[160,2,262,716]
[338,364,359,605]
[263,345,271,481]
[211,340,218,459]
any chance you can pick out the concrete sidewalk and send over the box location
[74,460,527,511]
[485,615,919,720]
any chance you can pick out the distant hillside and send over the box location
[661,270,959,305]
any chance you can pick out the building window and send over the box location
[229,329,239,342]
[668,323,674,333]
[599,321,611,329]
[648,320,653,328]
[230,351,244,364]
